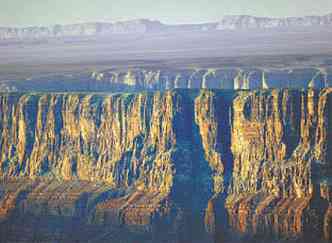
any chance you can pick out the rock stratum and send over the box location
[1,67,331,92]
[0,89,331,242]
[1,13,332,40]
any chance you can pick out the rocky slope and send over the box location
[0,89,331,242]
[1,13,331,40]
[1,67,331,92]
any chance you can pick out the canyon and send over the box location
[0,89,331,242]
[1,4,331,243]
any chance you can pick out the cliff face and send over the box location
[0,19,165,40]
[216,13,332,30]
[1,14,331,40]
[227,89,331,241]
[1,67,331,93]
[0,92,179,191]
[0,89,331,242]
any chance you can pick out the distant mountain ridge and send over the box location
[216,13,332,29]
[0,13,332,40]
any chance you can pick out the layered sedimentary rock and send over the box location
[0,89,331,242]
[1,13,332,40]
[1,67,331,92]
[87,68,332,90]
[216,13,332,30]
[226,89,332,242]
[0,19,165,40]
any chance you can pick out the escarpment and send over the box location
[1,67,331,93]
[0,92,180,191]
[0,89,331,243]
[226,89,332,241]
[1,14,332,41]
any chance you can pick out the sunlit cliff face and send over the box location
[0,89,331,243]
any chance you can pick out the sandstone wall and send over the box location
[0,89,331,242]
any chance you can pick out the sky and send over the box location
[1,0,332,26]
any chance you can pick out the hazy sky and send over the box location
[1,0,332,26]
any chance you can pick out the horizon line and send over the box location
[1,12,332,29]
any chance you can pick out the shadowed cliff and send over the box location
[0,89,331,242]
